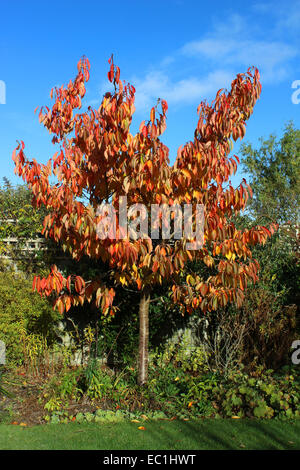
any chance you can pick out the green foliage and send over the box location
[0,178,46,239]
[45,408,170,425]
[0,271,59,365]
[217,221,300,371]
[213,366,300,419]
[82,360,115,399]
[225,132,300,369]
[40,360,133,413]
[39,359,300,422]
[151,330,209,374]
[41,367,83,413]
[236,123,300,369]
[0,178,69,275]
[240,121,300,226]
[237,223,300,311]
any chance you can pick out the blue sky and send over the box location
[0,0,299,188]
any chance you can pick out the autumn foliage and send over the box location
[12,56,277,383]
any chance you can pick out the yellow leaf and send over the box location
[132,263,138,274]
[181,168,191,179]
[119,275,127,286]
[225,251,235,260]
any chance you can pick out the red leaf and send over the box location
[150,107,155,123]
[115,66,120,84]
[142,126,147,138]
[108,64,114,83]
[161,100,168,113]
[74,276,85,294]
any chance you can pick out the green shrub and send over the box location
[35,356,300,422]
[151,330,209,374]
[0,271,59,365]
[213,366,300,419]
[145,349,217,417]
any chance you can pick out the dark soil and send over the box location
[0,367,112,426]
[0,365,158,427]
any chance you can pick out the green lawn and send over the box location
[0,419,300,450]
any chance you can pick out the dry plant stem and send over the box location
[203,312,248,376]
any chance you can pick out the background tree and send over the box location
[0,178,61,274]
[201,122,300,372]
[0,178,46,239]
[0,270,59,365]
[12,56,275,385]
[240,121,300,227]
[239,123,299,306]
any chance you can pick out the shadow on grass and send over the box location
[1,419,300,450]
[182,419,300,450]
[142,419,235,450]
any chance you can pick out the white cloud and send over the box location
[250,0,300,34]
[91,68,234,114]
[180,14,297,84]
[276,0,300,33]
[181,39,236,59]
[182,39,296,83]
[88,11,298,114]
[129,12,298,113]
[128,69,234,113]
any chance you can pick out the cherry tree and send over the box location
[12,56,276,384]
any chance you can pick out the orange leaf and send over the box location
[150,107,155,123]
[108,64,114,83]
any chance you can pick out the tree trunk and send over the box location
[138,286,151,386]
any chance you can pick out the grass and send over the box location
[0,419,300,450]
